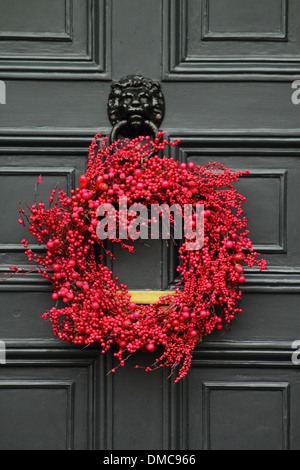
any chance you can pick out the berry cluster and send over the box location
[12,132,266,382]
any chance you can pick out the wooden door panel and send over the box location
[0,358,99,450]
[185,366,297,450]
[163,0,300,78]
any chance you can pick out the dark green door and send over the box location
[0,0,300,450]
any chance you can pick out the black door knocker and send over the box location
[107,74,165,145]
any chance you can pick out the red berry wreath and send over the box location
[13,132,266,382]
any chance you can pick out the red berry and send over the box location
[46,240,54,250]
[200,310,209,318]
[99,183,108,192]
[79,175,88,188]
[235,264,244,274]
[96,175,104,186]
[134,169,142,178]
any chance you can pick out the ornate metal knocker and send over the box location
[107,74,165,145]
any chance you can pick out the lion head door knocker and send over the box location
[107,74,165,145]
